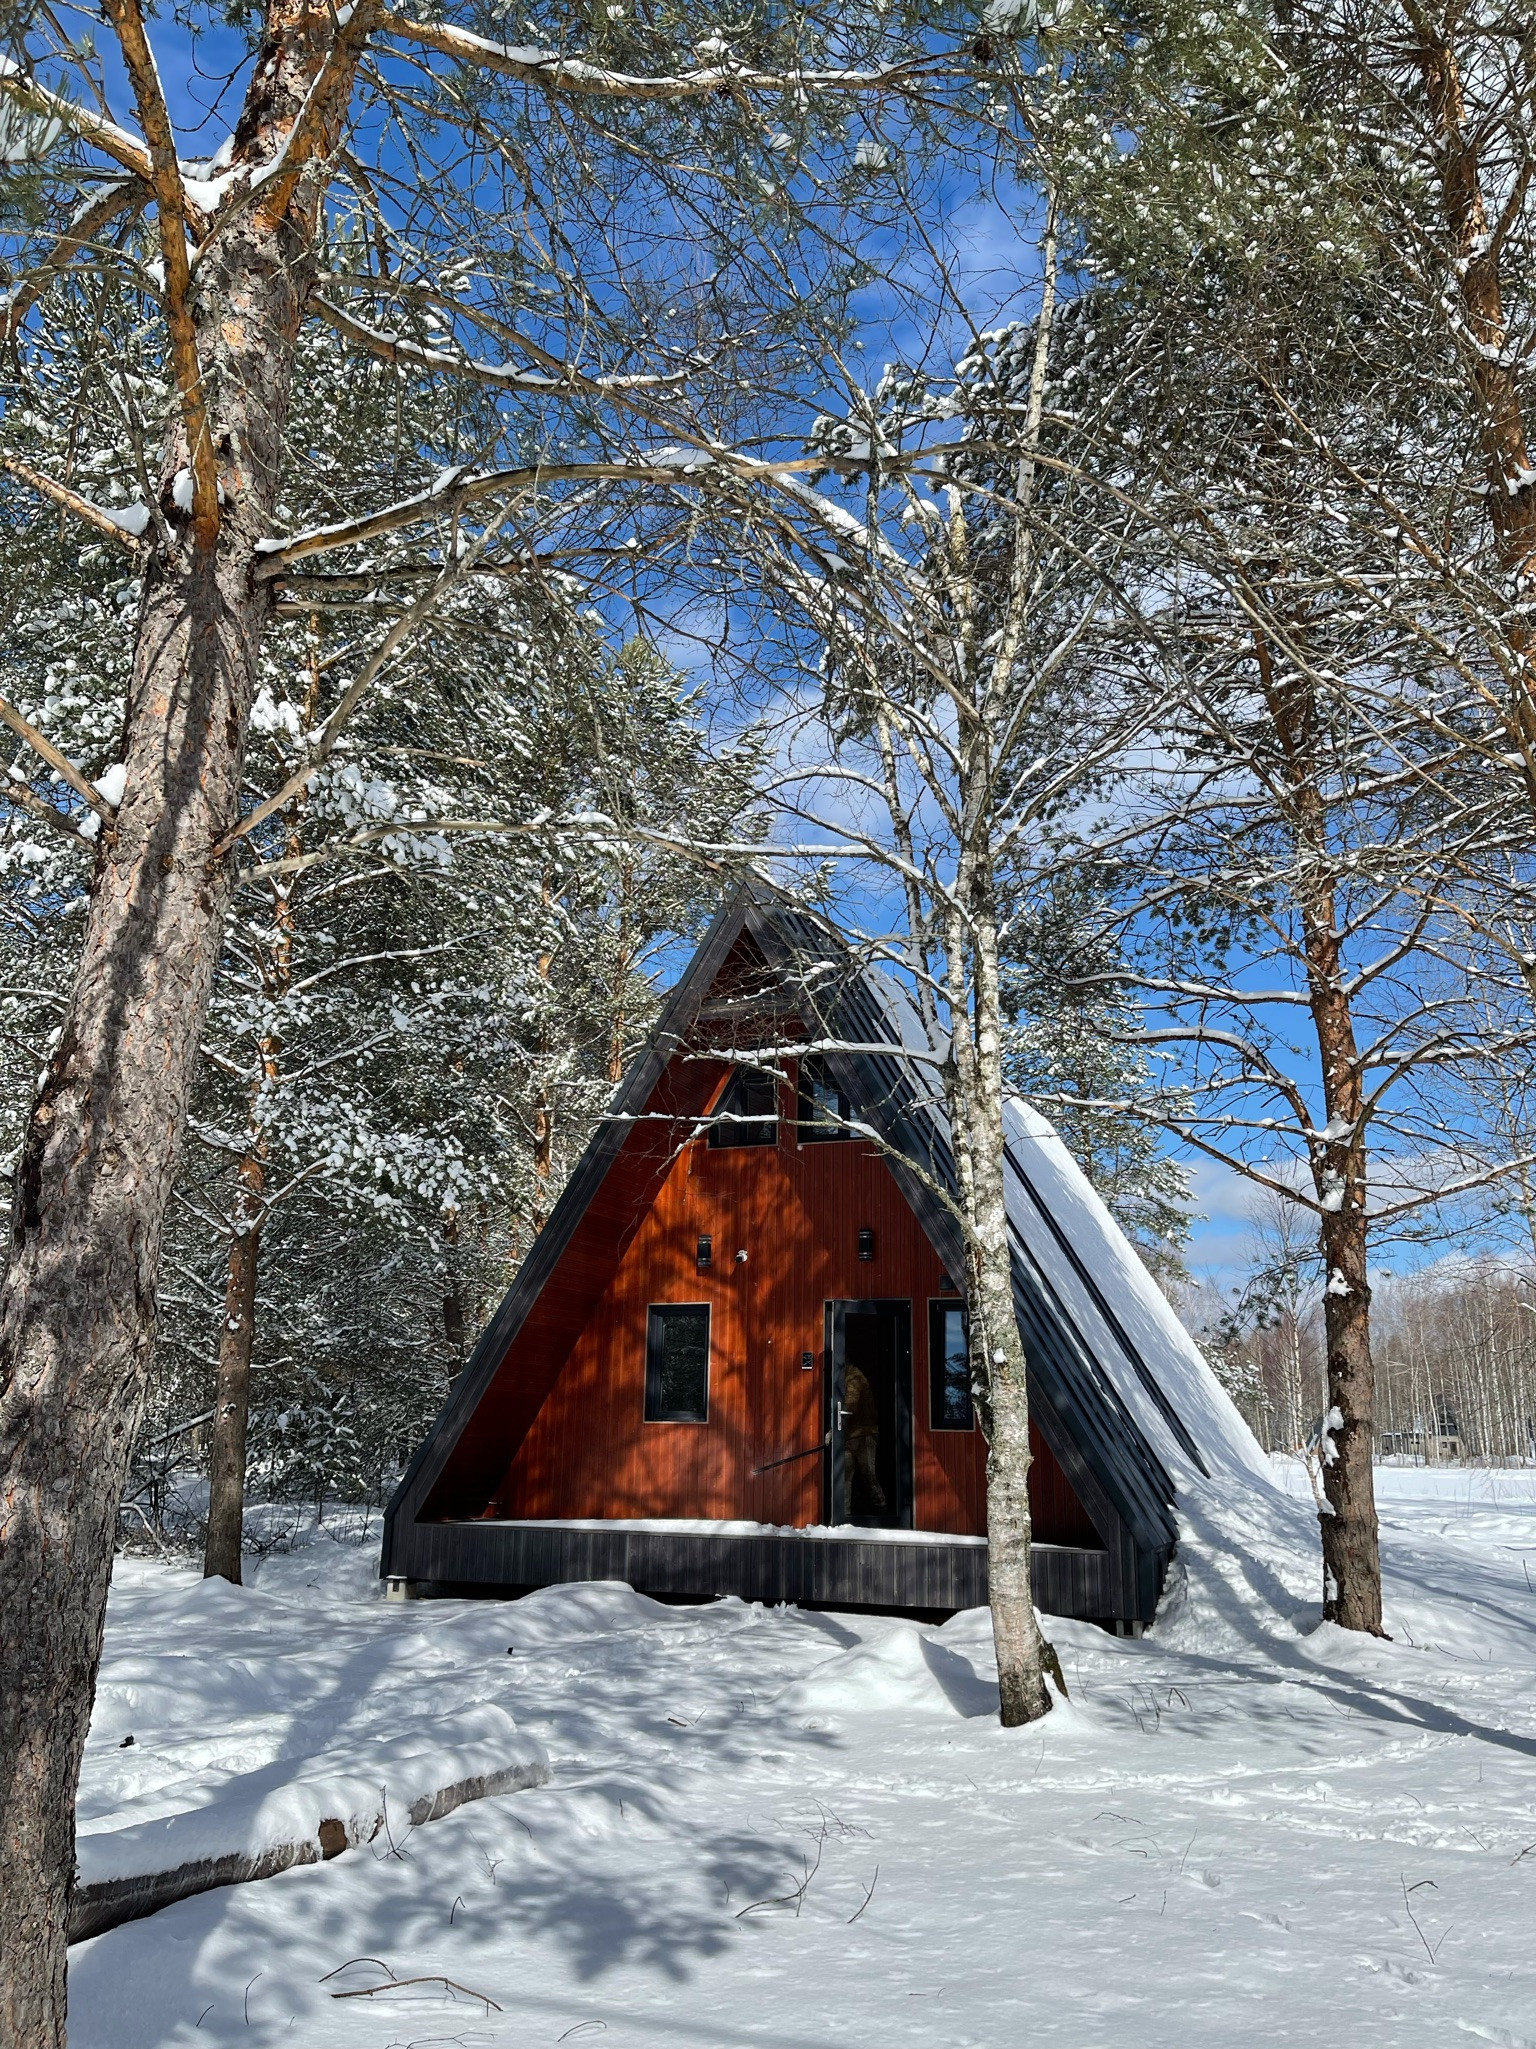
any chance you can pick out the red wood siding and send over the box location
[420,1049,722,1522]
[471,1063,1101,1546]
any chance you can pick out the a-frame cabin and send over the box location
[383,889,1260,1628]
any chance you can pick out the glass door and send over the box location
[826,1300,913,1528]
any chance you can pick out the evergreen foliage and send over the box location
[0,304,764,1533]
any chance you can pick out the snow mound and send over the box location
[486,1576,681,1642]
[1153,1474,1327,1655]
[778,1625,997,1721]
[250,1530,385,1606]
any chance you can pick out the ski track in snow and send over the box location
[72,1462,1536,2047]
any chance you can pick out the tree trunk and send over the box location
[943,854,1052,1726]
[1256,635,1384,1634]
[0,17,346,2021]
[608,867,632,1084]
[532,888,555,1230]
[205,781,306,1583]
[203,1159,265,1584]
[442,1207,467,1372]
[972,886,1053,1724]
[0,544,257,2048]
[1316,1178,1381,1630]
[1407,19,1536,803]
[1299,887,1383,1630]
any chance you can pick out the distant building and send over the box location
[1381,1409,1463,1461]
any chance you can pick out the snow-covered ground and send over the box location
[75,1465,1536,2048]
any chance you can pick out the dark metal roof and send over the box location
[741,891,1179,1559]
[385,883,1179,1565]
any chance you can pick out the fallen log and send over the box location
[70,1752,549,1943]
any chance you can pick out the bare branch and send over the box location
[0,57,153,179]
[0,774,96,845]
[0,180,143,341]
[373,16,945,100]
[313,293,689,396]
[0,696,115,819]
[0,451,146,553]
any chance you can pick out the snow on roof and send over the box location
[1002,1098,1271,1490]
[833,938,1267,1497]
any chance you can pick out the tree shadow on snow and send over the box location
[1166,1493,1536,1765]
[918,1636,998,1717]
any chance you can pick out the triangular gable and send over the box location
[737,898,1182,1562]
[386,886,1213,1569]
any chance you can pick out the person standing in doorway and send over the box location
[843,1361,885,1517]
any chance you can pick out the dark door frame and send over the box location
[824,1298,914,1530]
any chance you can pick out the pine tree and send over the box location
[1029,217,1529,1636]
[1001,877,1191,1281]
[0,0,957,1999]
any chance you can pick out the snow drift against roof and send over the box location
[1002,1097,1271,1489]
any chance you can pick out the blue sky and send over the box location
[48,15,1501,1307]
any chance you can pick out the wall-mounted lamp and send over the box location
[735,1248,748,1265]
[938,1270,957,1293]
[696,1234,712,1269]
[857,1227,876,1261]
[801,1350,815,1372]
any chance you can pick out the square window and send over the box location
[797,1054,852,1141]
[928,1300,974,1431]
[645,1304,711,1422]
[707,1066,778,1148]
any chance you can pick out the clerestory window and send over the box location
[796,1054,853,1141]
[706,1065,779,1148]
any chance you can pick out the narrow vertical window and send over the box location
[645,1304,711,1422]
[928,1299,974,1431]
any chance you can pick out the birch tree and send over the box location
[718,195,1173,1722]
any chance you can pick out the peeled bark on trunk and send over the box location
[0,12,360,2029]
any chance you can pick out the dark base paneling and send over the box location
[385,1520,1143,1621]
